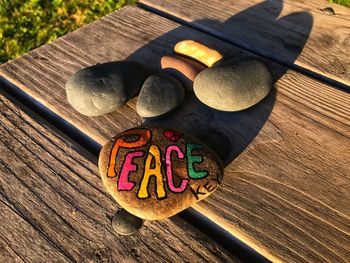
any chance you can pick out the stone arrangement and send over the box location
[65,40,273,233]
[66,39,273,117]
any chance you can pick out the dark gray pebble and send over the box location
[112,209,144,235]
[66,61,148,116]
[136,72,185,118]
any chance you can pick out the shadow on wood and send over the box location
[202,0,314,69]
[128,0,312,166]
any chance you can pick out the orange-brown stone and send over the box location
[161,55,206,92]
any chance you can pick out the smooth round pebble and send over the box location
[136,73,185,118]
[99,126,223,220]
[111,209,144,235]
[66,61,148,116]
[194,58,273,111]
[161,55,206,92]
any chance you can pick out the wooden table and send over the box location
[1,1,349,262]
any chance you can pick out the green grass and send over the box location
[0,0,348,64]
[0,0,137,63]
[329,0,350,7]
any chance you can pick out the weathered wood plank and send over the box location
[1,6,349,262]
[139,0,350,86]
[0,198,70,262]
[0,93,238,262]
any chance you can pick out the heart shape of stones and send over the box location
[66,39,272,118]
[66,40,274,223]
[99,126,223,220]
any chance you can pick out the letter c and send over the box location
[166,145,188,193]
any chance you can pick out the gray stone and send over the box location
[194,58,273,111]
[136,73,185,118]
[66,61,148,116]
[111,209,144,235]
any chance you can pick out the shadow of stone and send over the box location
[126,0,312,167]
[190,0,313,73]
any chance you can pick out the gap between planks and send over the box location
[0,80,270,263]
[0,91,249,263]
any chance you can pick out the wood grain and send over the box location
[140,0,350,86]
[0,93,239,262]
[0,6,349,262]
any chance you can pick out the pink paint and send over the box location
[117,151,144,191]
[165,145,188,193]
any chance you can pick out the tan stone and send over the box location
[174,40,223,67]
[99,127,223,220]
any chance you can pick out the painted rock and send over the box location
[194,58,273,111]
[174,40,223,67]
[161,55,206,93]
[99,127,223,220]
[112,209,144,235]
[136,73,185,118]
[66,61,148,116]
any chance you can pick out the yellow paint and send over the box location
[174,40,223,67]
[138,145,166,199]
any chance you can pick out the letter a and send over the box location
[138,145,166,199]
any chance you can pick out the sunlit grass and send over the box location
[1,0,348,64]
[329,0,350,7]
[0,0,137,63]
